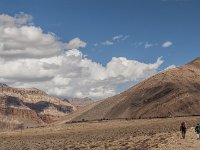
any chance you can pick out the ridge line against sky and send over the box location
[0,0,199,98]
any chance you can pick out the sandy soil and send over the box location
[0,116,200,150]
[154,128,200,150]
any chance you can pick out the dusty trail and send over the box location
[155,128,200,150]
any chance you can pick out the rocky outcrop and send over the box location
[0,95,43,129]
[0,86,76,129]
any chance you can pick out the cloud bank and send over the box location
[0,13,165,99]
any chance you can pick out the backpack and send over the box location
[195,125,200,133]
[181,122,186,129]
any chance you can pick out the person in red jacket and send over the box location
[180,121,187,139]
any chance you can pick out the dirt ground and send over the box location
[0,116,200,150]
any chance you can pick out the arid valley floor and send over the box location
[0,116,200,150]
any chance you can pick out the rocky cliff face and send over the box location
[0,86,76,129]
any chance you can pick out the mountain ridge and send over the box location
[0,86,76,129]
[69,57,200,121]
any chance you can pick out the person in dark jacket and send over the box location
[195,123,200,140]
[180,121,187,139]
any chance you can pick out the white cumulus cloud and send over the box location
[164,64,176,70]
[101,40,113,46]
[0,12,32,27]
[113,35,123,41]
[0,13,86,59]
[65,38,86,49]
[0,48,164,99]
[162,41,173,48]
[144,42,153,48]
[0,13,171,99]
[99,35,129,47]
[113,35,129,41]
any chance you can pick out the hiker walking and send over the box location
[195,123,200,140]
[180,121,187,139]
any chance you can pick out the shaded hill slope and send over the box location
[54,100,101,124]
[71,57,200,121]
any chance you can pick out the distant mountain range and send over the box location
[0,83,8,87]
[65,97,93,108]
[2,57,200,129]
[0,85,76,130]
[68,57,200,121]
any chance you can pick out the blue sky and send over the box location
[0,0,199,67]
[0,0,199,98]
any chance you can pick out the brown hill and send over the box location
[0,86,76,129]
[68,97,93,109]
[71,57,200,121]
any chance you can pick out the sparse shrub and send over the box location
[98,119,103,122]
[71,120,77,123]
[81,119,88,122]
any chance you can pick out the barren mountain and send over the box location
[71,57,200,121]
[0,86,76,129]
[0,83,8,87]
[67,97,93,108]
